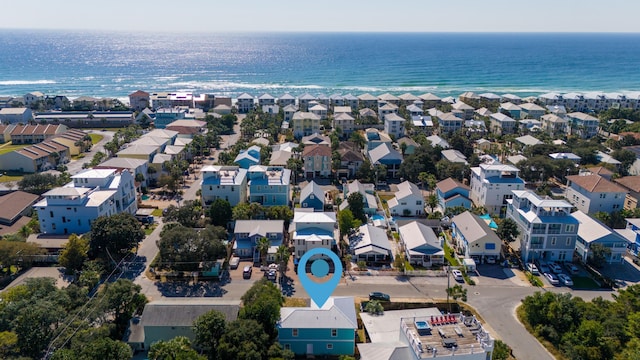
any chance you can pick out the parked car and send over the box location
[266,269,277,282]
[557,273,574,286]
[451,269,464,281]
[369,292,390,302]
[229,257,240,270]
[242,266,252,279]
[485,257,497,264]
[544,272,559,285]
[564,262,579,275]
[549,262,563,274]
[526,263,539,275]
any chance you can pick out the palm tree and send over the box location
[256,237,270,266]
[275,244,290,282]
[426,194,439,213]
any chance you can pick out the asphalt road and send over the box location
[66,130,114,175]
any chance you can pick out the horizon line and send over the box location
[1,28,640,35]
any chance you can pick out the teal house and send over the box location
[278,297,357,357]
[234,145,261,169]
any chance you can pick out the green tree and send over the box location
[275,244,290,281]
[218,319,269,360]
[193,310,227,359]
[347,191,366,222]
[496,217,520,243]
[52,337,133,360]
[58,234,89,275]
[157,225,227,271]
[232,202,252,220]
[349,131,366,150]
[149,336,205,360]
[418,172,437,192]
[588,243,612,268]
[611,148,637,175]
[338,209,361,239]
[99,279,147,337]
[492,339,512,360]
[0,331,17,358]
[208,198,232,228]
[365,300,384,315]
[163,200,204,228]
[89,213,144,263]
[426,193,438,213]
[240,279,284,339]
[18,173,63,195]
[446,284,468,302]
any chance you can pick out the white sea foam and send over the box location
[0,80,56,86]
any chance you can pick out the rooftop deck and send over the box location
[400,314,493,358]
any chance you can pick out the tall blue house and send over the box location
[248,165,291,206]
[233,220,284,263]
[300,180,324,211]
[278,297,357,357]
[234,145,261,169]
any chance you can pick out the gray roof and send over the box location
[300,180,324,203]
[98,157,148,169]
[369,142,402,164]
[441,149,467,163]
[572,210,630,244]
[426,135,449,149]
[451,211,500,244]
[140,299,240,327]
[399,221,443,256]
[515,135,543,146]
[351,224,392,256]
[279,296,357,329]
[234,220,284,236]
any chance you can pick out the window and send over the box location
[331,329,337,337]
[565,225,575,232]
[327,344,333,350]
[292,329,298,337]
[551,237,556,245]
[50,211,54,218]
[566,237,572,245]
[284,344,290,350]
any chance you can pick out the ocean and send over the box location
[1,30,639,100]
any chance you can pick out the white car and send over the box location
[451,269,464,281]
[557,273,573,286]
[544,272,560,285]
[526,263,539,275]
[549,262,563,274]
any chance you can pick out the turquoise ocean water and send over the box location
[0,31,639,99]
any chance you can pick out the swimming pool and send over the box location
[141,195,150,200]
[371,214,385,221]
[479,214,498,230]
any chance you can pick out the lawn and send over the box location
[151,208,163,216]
[379,194,394,216]
[0,171,24,183]
[571,276,600,289]
[88,133,104,144]
[0,142,30,155]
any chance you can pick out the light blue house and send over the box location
[617,218,640,257]
[234,145,261,169]
[368,142,403,178]
[435,177,472,212]
[571,210,629,264]
[200,165,248,206]
[248,165,291,206]
[278,297,357,357]
[233,220,284,263]
[300,180,324,211]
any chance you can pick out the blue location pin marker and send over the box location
[297,248,343,308]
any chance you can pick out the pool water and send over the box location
[141,195,150,200]
[479,214,498,230]
[371,214,385,221]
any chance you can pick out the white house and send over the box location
[399,221,444,267]
[35,168,137,235]
[571,210,630,264]
[349,224,392,264]
[291,209,336,260]
[236,93,255,113]
[0,107,32,123]
[565,174,627,214]
[388,181,424,217]
[383,113,405,139]
[470,164,525,216]
[451,211,501,263]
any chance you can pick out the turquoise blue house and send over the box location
[300,180,324,211]
[435,177,472,212]
[278,297,357,357]
[248,165,291,206]
[234,145,261,169]
[153,107,187,129]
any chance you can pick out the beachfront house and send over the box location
[388,181,424,217]
[0,107,33,123]
[506,190,578,263]
[258,93,276,107]
[470,164,524,216]
[451,211,501,264]
[571,210,629,264]
[278,297,357,357]
[233,220,284,263]
[278,93,296,107]
[291,209,336,260]
[300,180,325,211]
[565,174,627,214]
[436,177,472,212]
[128,90,150,111]
[236,93,255,113]
[248,165,291,206]
[200,165,248,206]
[399,221,444,267]
[349,224,392,264]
